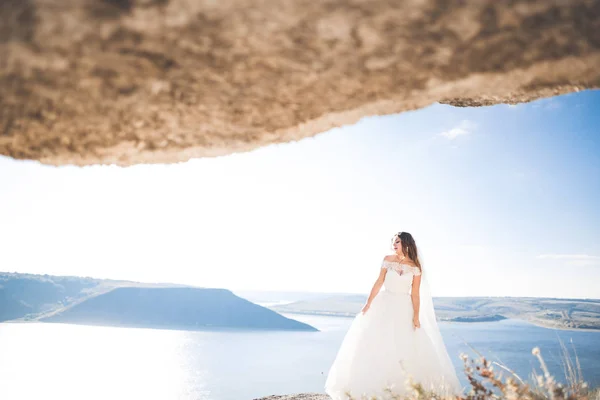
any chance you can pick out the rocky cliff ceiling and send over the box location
[1,0,599,166]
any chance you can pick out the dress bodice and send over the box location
[326,257,462,399]
[380,260,421,295]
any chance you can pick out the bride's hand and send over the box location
[361,303,370,314]
[413,317,421,329]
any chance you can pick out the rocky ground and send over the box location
[253,394,329,400]
[2,0,599,166]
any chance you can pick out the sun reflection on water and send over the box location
[0,323,208,400]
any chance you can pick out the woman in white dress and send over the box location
[325,232,462,399]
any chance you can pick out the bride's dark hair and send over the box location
[394,232,422,271]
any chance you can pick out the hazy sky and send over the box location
[1,90,599,299]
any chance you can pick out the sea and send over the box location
[0,315,598,400]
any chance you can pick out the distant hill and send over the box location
[0,272,102,321]
[270,294,600,330]
[0,272,317,331]
[42,287,317,331]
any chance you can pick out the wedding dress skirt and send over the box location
[325,260,461,400]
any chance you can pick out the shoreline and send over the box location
[0,319,320,333]
[277,310,600,332]
[6,311,600,333]
[521,318,600,333]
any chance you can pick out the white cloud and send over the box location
[536,254,600,267]
[536,254,599,259]
[438,120,476,140]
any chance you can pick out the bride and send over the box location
[325,232,462,399]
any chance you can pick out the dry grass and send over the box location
[343,339,598,400]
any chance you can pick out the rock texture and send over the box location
[253,394,329,400]
[1,0,599,166]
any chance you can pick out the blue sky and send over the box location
[1,90,599,298]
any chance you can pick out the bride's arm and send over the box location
[361,268,386,314]
[411,274,422,329]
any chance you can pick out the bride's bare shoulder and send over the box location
[384,254,419,267]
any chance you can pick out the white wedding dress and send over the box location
[325,259,462,399]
